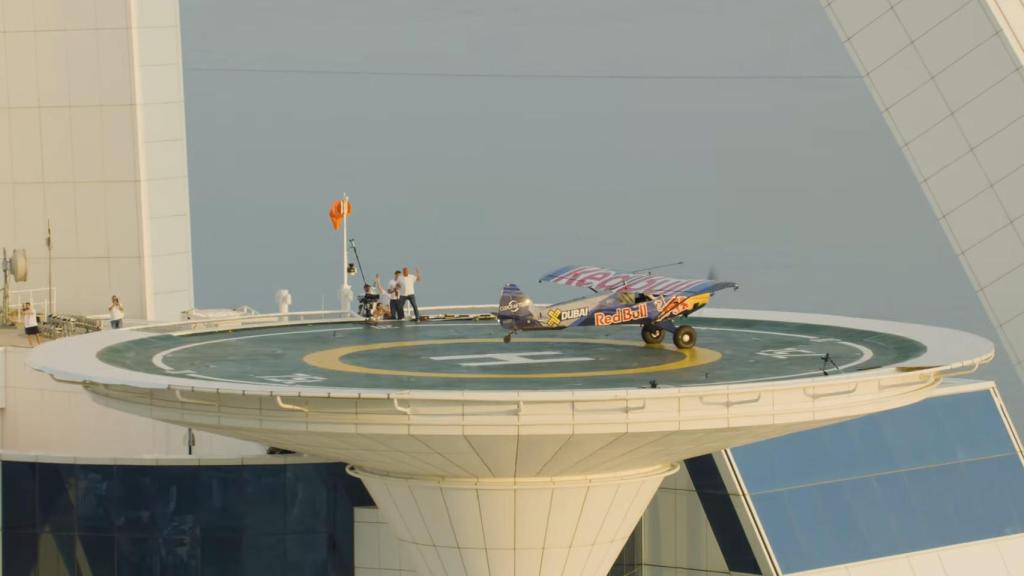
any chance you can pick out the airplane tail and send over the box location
[498,283,534,327]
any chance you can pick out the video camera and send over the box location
[357,291,380,318]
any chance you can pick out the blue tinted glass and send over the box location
[245,535,288,575]
[77,466,115,532]
[154,468,200,538]
[286,465,330,532]
[37,464,75,533]
[202,535,243,576]
[2,532,37,576]
[37,533,75,576]
[116,536,160,575]
[3,461,37,532]
[160,537,199,574]
[734,391,1015,493]
[115,467,159,535]
[200,465,288,536]
[286,533,329,575]
[78,535,115,575]
[4,461,361,576]
[243,465,286,533]
[755,455,1024,573]
[199,466,245,534]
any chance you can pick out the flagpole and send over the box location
[338,195,354,316]
[342,194,349,292]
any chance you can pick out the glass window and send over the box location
[243,465,286,534]
[37,465,76,534]
[160,537,200,575]
[3,461,36,532]
[37,533,75,576]
[116,536,160,575]
[754,455,1024,573]
[77,466,116,532]
[4,461,364,576]
[286,533,329,575]
[78,535,115,575]
[286,465,330,533]
[114,467,160,535]
[154,468,200,538]
[733,391,1017,493]
[2,532,38,576]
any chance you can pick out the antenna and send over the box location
[348,238,368,286]
[47,220,53,317]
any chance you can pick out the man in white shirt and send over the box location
[22,302,41,347]
[399,266,421,321]
[383,270,402,319]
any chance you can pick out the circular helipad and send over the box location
[87,314,930,391]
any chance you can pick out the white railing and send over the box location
[134,304,499,334]
[9,288,56,318]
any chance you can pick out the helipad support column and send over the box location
[352,465,671,576]
[819,0,1024,408]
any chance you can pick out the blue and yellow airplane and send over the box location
[498,265,738,349]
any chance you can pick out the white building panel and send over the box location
[0,0,194,320]
[35,31,70,107]
[97,29,134,106]
[65,30,102,106]
[822,0,1024,402]
[946,189,1010,249]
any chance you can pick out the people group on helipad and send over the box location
[366,266,421,321]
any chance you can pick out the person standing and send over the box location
[386,270,403,319]
[374,273,394,319]
[109,295,125,329]
[22,303,41,347]
[399,266,421,321]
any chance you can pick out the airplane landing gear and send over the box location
[673,325,696,349]
[641,324,665,344]
[503,333,513,344]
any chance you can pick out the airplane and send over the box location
[497,264,739,349]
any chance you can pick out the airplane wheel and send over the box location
[503,334,512,344]
[641,325,664,344]
[673,325,696,349]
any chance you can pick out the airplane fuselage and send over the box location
[501,292,711,333]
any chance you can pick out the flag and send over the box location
[329,199,352,230]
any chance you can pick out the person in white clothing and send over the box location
[385,270,402,319]
[22,302,41,347]
[398,266,421,321]
[109,295,125,329]
[374,273,395,319]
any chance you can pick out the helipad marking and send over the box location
[303,338,721,379]
[429,351,594,366]
[150,322,484,372]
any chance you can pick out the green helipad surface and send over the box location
[96,317,927,390]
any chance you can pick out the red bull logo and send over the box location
[594,303,649,327]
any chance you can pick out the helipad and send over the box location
[92,315,928,390]
[28,308,994,576]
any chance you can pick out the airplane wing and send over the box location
[540,265,738,296]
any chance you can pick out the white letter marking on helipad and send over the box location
[428,351,594,367]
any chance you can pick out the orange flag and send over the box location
[329,199,352,230]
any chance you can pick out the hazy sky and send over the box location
[179,0,1022,413]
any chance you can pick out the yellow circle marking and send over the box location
[303,337,721,379]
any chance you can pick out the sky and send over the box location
[178,0,1022,413]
